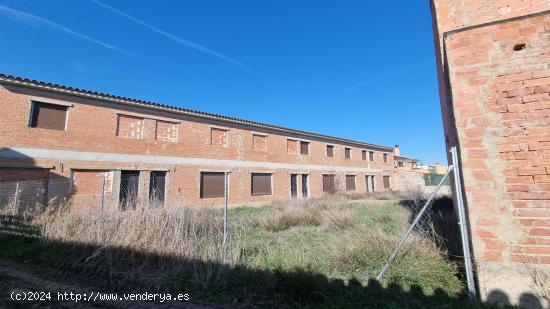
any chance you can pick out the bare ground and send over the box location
[0,259,217,309]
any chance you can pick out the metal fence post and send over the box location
[13,182,19,217]
[223,171,228,247]
[450,146,477,300]
[101,175,106,212]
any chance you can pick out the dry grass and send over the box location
[332,229,462,293]
[31,204,244,285]
[349,191,412,201]
[0,192,465,305]
[257,195,355,232]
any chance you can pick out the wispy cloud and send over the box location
[344,59,433,91]
[0,4,137,56]
[91,0,247,69]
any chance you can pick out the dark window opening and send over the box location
[290,174,298,197]
[300,141,309,155]
[30,102,67,130]
[366,175,375,192]
[362,150,367,160]
[251,173,272,196]
[120,171,140,211]
[345,148,351,159]
[200,172,225,198]
[384,153,389,163]
[383,176,391,190]
[301,174,308,198]
[326,145,334,157]
[149,171,166,207]
[369,151,375,161]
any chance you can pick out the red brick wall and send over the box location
[72,170,112,196]
[446,13,550,263]
[431,0,549,305]
[116,114,144,139]
[0,85,394,169]
[0,167,49,183]
[0,167,50,210]
[0,82,397,208]
[156,121,178,142]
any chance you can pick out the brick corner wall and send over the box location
[431,1,550,307]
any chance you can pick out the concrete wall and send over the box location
[431,1,550,307]
[392,169,451,196]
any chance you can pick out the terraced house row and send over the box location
[0,73,409,212]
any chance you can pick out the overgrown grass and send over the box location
[0,195,473,307]
[239,198,462,296]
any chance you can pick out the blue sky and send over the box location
[0,0,446,164]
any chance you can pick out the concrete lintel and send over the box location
[68,165,170,172]
[2,147,385,174]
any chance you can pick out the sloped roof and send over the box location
[0,72,393,151]
[394,155,419,162]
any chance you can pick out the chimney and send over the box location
[394,144,400,156]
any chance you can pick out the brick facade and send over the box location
[0,74,410,211]
[431,1,549,306]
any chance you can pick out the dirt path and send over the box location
[0,259,218,308]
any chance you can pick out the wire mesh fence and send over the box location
[0,161,475,296]
[424,172,451,186]
[0,171,232,248]
[0,179,73,216]
[376,147,475,299]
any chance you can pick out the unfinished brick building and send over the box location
[431,1,549,306]
[0,73,406,212]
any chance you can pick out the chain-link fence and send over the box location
[1,171,232,248]
[424,172,451,186]
[377,147,476,299]
[1,176,113,216]
[0,179,73,216]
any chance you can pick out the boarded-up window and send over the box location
[156,121,178,142]
[30,102,67,130]
[117,114,144,139]
[300,141,309,155]
[345,148,351,159]
[383,176,391,190]
[211,128,228,147]
[345,175,356,191]
[323,174,336,193]
[287,139,297,153]
[383,153,389,163]
[369,151,375,161]
[253,134,266,151]
[362,150,367,160]
[251,173,272,196]
[326,145,334,157]
[73,170,113,196]
[200,172,225,198]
